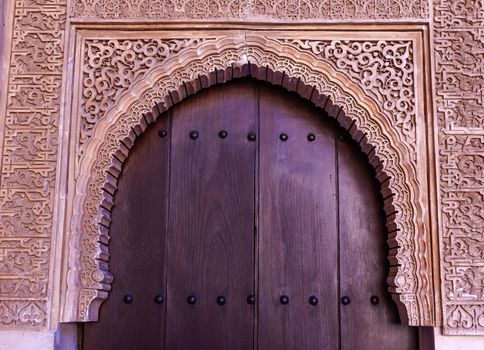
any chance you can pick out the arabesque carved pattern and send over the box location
[66,36,434,327]
[79,38,417,159]
[0,300,47,327]
[278,39,416,149]
[433,0,484,335]
[80,38,213,147]
[71,0,429,20]
[0,1,67,328]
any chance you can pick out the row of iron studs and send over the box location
[158,130,318,142]
[123,294,380,306]
[152,129,363,307]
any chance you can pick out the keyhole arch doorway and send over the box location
[63,37,433,328]
[82,78,419,350]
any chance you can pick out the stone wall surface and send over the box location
[0,0,482,345]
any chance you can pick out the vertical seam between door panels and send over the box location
[80,321,85,349]
[162,109,173,350]
[335,126,342,350]
[254,82,261,350]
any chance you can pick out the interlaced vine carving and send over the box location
[79,37,417,158]
[80,38,212,146]
[278,39,416,149]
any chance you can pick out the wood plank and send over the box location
[164,80,257,350]
[258,83,339,350]
[337,133,419,350]
[83,112,171,350]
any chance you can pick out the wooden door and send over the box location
[258,84,339,349]
[82,110,170,350]
[164,81,257,350]
[83,78,418,350]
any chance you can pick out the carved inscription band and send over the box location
[0,0,67,327]
[71,0,429,21]
[433,0,484,335]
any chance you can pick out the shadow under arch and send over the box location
[63,35,433,327]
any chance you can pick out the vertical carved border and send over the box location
[433,0,484,335]
[0,0,66,328]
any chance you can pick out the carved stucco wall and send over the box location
[0,0,482,337]
[78,38,418,152]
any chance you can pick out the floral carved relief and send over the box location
[80,38,213,148]
[79,37,417,155]
[64,34,434,327]
[71,0,429,21]
[278,39,417,152]
[0,300,47,327]
[433,0,484,335]
[0,1,66,328]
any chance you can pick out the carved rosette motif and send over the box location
[65,35,433,327]
[434,0,484,335]
[71,0,429,20]
[0,1,66,327]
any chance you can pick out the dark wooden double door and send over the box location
[83,79,417,350]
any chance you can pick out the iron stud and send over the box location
[216,296,226,306]
[123,294,133,304]
[189,131,199,140]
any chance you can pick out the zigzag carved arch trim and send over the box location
[63,36,434,327]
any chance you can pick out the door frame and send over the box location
[59,28,437,331]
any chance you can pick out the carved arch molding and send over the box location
[61,31,436,328]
